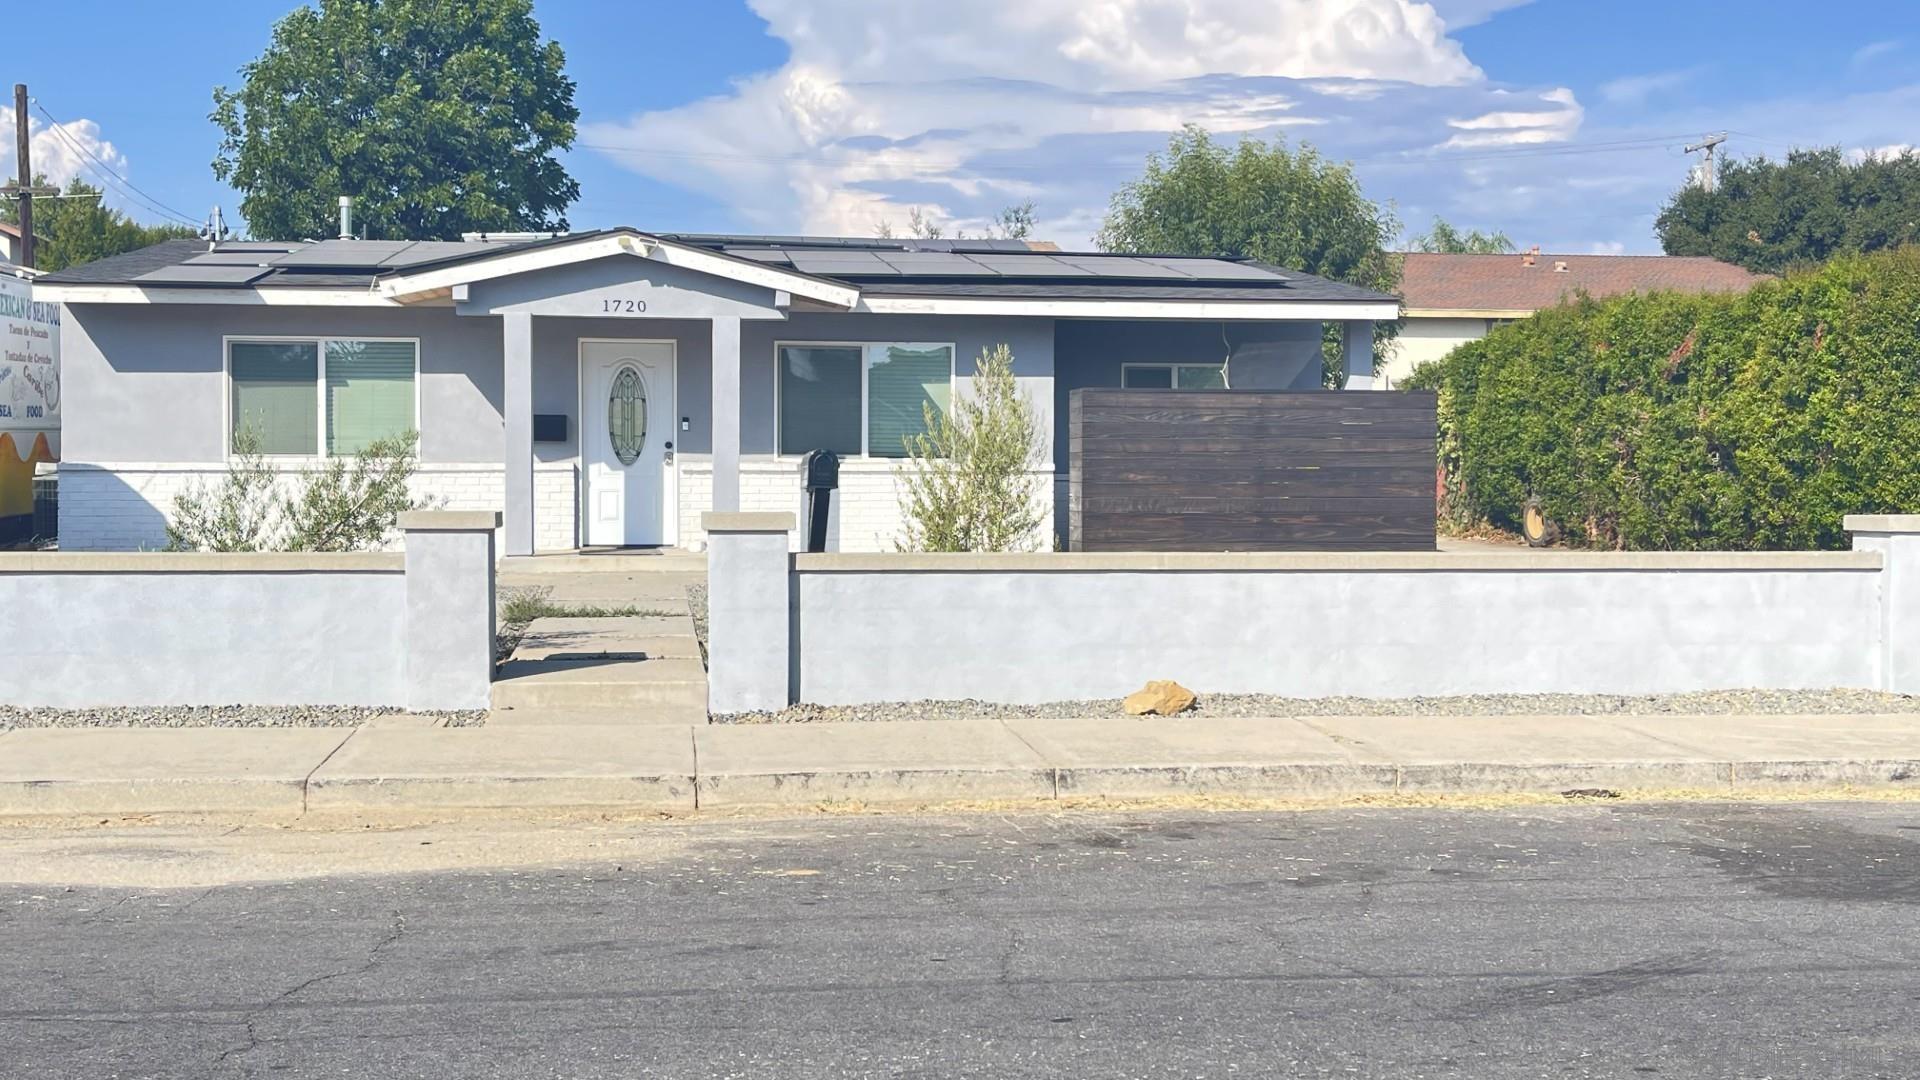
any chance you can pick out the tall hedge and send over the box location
[1404,247,1920,550]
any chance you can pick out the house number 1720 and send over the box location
[602,299,648,313]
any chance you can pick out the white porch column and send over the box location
[1341,319,1376,390]
[502,311,535,556]
[711,315,743,513]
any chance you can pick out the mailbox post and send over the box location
[800,448,840,554]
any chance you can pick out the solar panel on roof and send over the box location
[211,241,300,253]
[1055,256,1191,278]
[183,252,275,266]
[875,252,998,275]
[724,248,795,265]
[965,254,1097,277]
[787,251,901,276]
[269,239,415,268]
[1139,257,1284,281]
[133,265,272,285]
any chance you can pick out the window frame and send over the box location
[223,334,421,458]
[772,339,956,459]
[1120,362,1230,390]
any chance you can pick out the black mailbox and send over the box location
[800,449,840,553]
[803,448,840,491]
[532,413,569,443]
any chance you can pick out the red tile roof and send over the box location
[1399,252,1765,314]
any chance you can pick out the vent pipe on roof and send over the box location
[338,196,355,240]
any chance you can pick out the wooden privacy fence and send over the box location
[1068,389,1438,551]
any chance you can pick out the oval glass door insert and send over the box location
[608,365,647,466]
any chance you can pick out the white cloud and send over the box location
[583,0,1585,243]
[0,105,126,192]
[1852,39,1900,67]
[1589,240,1626,255]
[1598,68,1700,107]
[1848,143,1914,163]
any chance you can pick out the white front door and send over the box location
[581,340,676,547]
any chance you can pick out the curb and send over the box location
[4,721,1920,817]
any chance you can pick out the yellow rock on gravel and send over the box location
[1122,680,1196,716]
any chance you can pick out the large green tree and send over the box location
[1655,147,1920,274]
[1411,216,1515,254]
[2,177,195,272]
[1096,126,1400,383]
[212,0,580,241]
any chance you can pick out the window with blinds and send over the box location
[230,341,319,455]
[326,340,417,455]
[228,338,417,456]
[776,342,955,457]
[866,344,952,458]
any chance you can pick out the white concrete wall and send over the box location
[744,551,1893,706]
[0,512,497,709]
[59,462,576,554]
[1381,316,1490,388]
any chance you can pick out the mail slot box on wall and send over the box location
[533,414,569,443]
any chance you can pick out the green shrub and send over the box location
[167,429,426,552]
[1405,247,1920,549]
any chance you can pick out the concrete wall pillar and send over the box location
[711,315,743,513]
[1342,319,1376,390]
[1848,514,1920,693]
[704,511,793,713]
[502,312,535,556]
[402,510,500,710]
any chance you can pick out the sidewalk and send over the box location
[3,712,1920,817]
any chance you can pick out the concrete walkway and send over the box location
[3,712,1920,817]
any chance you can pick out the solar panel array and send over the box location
[125,233,1290,287]
[726,246,1285,282]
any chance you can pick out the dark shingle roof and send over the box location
[39,230,1399,305]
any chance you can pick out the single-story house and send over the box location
[34,228,1399,554]
[1381,249,1765,388]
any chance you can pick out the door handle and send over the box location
[663,440,674,464]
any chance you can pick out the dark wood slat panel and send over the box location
[1069,389,1436,552]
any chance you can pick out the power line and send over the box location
[30,100,201,226]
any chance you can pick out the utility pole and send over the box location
[1685,132,1728,194]
[2,84,56,269]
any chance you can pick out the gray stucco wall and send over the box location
[62,303,506,464]
[1050,319,1325,473]
[782,557,1885,705]
[737,312,1057,458]
[61,302,1059,468]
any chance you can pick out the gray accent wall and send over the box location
[737,313,1057,459]
[63,303,505,464]
[1050,319,1326,476]
[62,302,1058,470]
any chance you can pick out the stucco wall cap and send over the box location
[399,510,503,532]
[0,552,403,573]
[794,550,1883,573]
[703,511,796,533]
[1844,515,1920,535]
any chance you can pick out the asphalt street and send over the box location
[5,801,1920,1078]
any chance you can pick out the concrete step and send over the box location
[492,657,708,711]
[501,553,707,574]
[497,574,702,610]
[511,617,701,662]
[486,703,710,727]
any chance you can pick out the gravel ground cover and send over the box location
[715,687,1920,724]
[0,705,488,729]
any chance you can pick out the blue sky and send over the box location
[10,1,1920,253]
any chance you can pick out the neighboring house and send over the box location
[35,229,1398,554]
[1382,250,1765,388]
[0,222,43,269]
